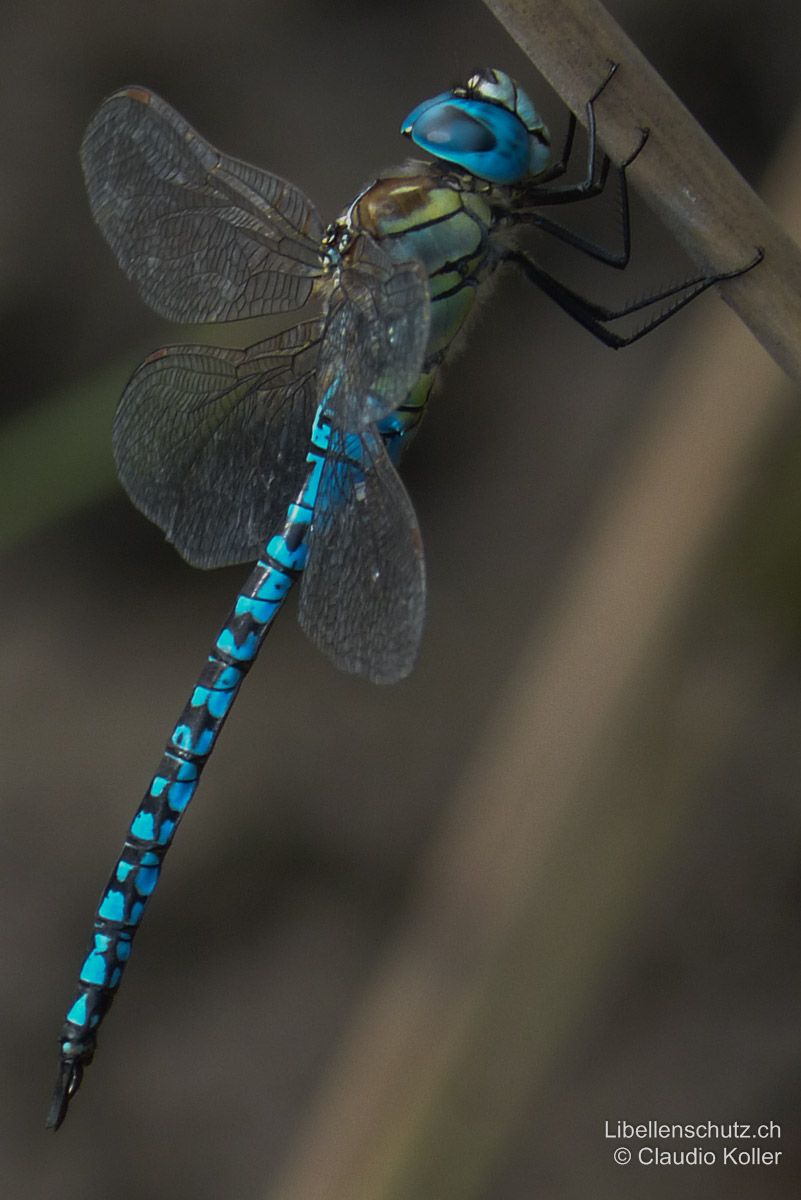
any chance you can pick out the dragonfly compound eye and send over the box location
[401,70,551,184]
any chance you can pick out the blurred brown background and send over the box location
[3,0,801,1197]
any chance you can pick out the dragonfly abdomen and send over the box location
[47,420,330,1129]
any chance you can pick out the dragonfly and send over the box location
[48,64,758,1130]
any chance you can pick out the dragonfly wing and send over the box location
[298,425,425,683]
[113,319,323,567]
[81,87,324,322]
[317,235,430,430]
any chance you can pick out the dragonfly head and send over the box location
[400,68,551,185]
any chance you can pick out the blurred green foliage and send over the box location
[0,359,132,554]
[723,415,801,641]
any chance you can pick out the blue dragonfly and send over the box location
[48,65,758,1129]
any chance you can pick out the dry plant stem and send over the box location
[483,0,801,385]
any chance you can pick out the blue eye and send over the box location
[402,94,530,183]
[411,105,497,154]
[402,72,551,184]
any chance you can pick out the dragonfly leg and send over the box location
[511,161,632,269]
[532,111,578,185]
[507,72,649,268]
[520,129,648,268]
[517,61,621,206]
[505,246,764,348]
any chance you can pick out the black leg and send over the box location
[498,64,762,334]
[530,62,622,204]
[533,112,577,185]
[506,122,651,269]
[518,162,630,268]
[511,132,649,269]
[504,248,763,349]
[512,64,614,209]
[506,69,649,269]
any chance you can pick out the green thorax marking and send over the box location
[345,169,500,435]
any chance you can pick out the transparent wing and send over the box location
[112,319,323,567]
[298,425,425,683]
[81,86,324,323]
[317,235,430,430]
